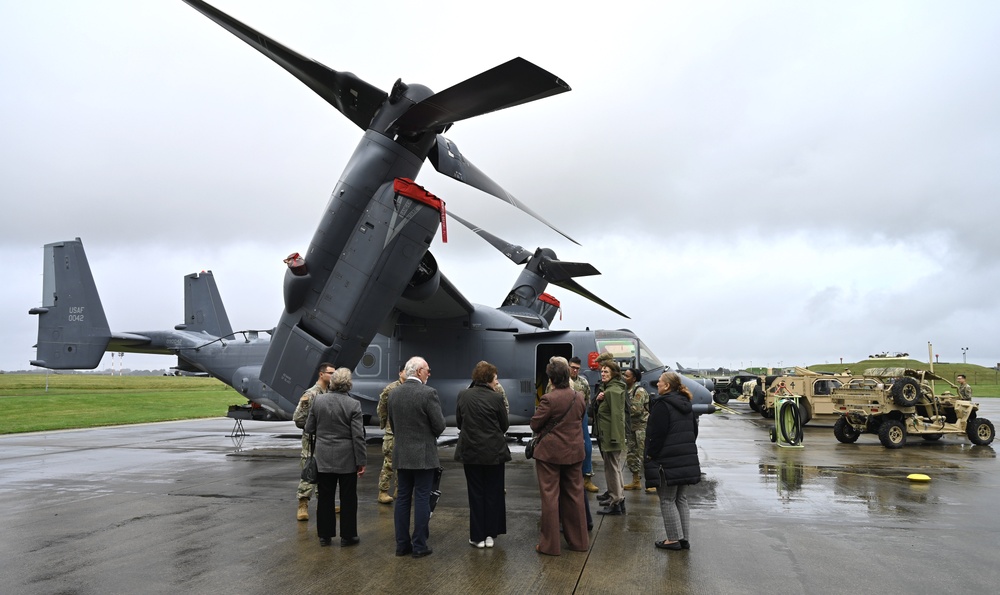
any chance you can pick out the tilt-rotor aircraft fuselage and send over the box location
[28,1,715,423]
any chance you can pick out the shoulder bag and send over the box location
[301,433,318,483]
[525,407,570,460]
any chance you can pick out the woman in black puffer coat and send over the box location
[644,371,700,551]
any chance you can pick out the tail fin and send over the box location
[29,239,111,369]
[178,271,233,338]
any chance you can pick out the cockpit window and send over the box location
[636,338,663,371]
[595,338,637,366]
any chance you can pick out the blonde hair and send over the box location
[659,371,692,400]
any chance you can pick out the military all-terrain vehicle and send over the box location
[712,371,762,405]
[829,367,995,449]
[759,368,846,425]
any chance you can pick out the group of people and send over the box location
[292,353,702,555]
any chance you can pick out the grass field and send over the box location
[0,374,241,434]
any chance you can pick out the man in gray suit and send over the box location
[387,356,446,558]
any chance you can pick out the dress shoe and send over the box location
[655,540,683,550]
[411,548,433,558]
[395,547,412,557]
[469,539,485,548]
[319,537,332,547]
[680,539,690,550]
[596,502,622,516]
[597,490,611,501]
[341,536,360,547]
[485,536,494,548]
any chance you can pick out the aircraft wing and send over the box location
[394,272,474,320]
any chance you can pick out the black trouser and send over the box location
[463,463,506,542]
[316,471,358,539]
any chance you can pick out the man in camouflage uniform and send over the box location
[622,367,651,492]
[293,362,334,521]
[377,367,407,504]
[957,374,973,400]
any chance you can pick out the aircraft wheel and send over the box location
[921,434,943,441]
[967,418,996,446]
[890,377,920,407]
[833,417,860,443]
[878,419,907,449]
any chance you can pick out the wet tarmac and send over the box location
[1,400,998,594]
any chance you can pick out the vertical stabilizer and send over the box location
[29,239,111,369]
[179,271,233,338]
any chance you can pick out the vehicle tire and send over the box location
[878,419,907,449]
[769,427,777,443]
[750,386,766,412]
[760,405,775,419]
[966,418,996,446]
[834,417,860,443]
[713,390,730,405]
[777,400,803,445]
[890,377,920,407]
[921,434,943,441]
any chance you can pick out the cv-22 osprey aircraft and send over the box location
[28,0,715,424]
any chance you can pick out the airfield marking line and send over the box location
[715,404,743,415]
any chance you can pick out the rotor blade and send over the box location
[182,0,387,131]
[553,278,630,319]
[539,260,600,283]
[430,136,579,245]
[449,212,532,265]
[392,58,570,134]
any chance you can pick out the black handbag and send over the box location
[301,433,318,483]
[525,408,570,460]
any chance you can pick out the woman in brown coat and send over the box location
[530,359,589,555]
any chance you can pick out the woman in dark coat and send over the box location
[644,371,700,551]
[530,359,589,555]
[455,361,511,548]
[304,367,367,547]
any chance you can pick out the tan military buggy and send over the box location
[829,367,995,448]
[759,368,848,425]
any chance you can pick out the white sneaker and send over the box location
[469,539,485,548]
[485,536,494,548]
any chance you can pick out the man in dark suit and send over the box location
[387,356,446,558]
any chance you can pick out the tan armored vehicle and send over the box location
[830,367,995,448]
[759,368,846,425]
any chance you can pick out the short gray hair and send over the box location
[404,356,428,377]
[329,367,353,392]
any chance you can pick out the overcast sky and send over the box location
[3,0,999,374]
